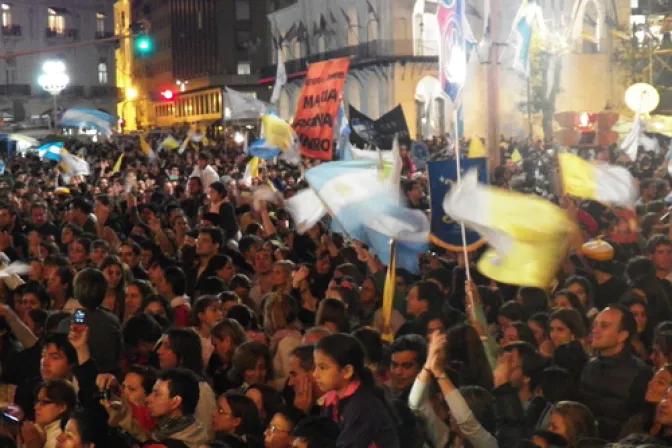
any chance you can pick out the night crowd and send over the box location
[0,130,666,448]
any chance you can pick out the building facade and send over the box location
[0,0,117,128]
[268,0,632,145]
[123,0,285,130]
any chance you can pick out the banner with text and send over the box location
[293,58,350,160]
[349,105,411,150]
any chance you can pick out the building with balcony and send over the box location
[126,0,288,130]
[0,0,117,127]
[268,0,632,143]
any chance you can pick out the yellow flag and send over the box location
[112,153,125,174]
[262,114,295,152]
[381,240,397,343]
[161,135,180,151]
[443,171,574,288]
[140,135,151,156]
[469,137,487,158]
[511,149,523,163]
[557,153,637,208]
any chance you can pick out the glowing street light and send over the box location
[38,60,70,130]
[125,87,138,101]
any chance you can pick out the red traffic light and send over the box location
[160,90,174,100]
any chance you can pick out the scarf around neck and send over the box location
[153,415,196,441]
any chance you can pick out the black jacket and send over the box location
[580,345,653,440]
[321,384,400,448]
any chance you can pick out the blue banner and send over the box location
[428,158,488,250]
[411,141,429,171]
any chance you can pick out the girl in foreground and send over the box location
[313,333,399,448]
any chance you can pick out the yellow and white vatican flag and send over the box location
[558,152,637,208]
[443,170,573,288]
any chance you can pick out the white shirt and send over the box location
[190,164,220,188]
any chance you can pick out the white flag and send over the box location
[270,47,287,104]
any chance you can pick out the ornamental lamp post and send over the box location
[37,60,70,131]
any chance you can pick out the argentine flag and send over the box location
[60,108,116,136]
[305,160,428,272]
[38,142,64,161]
[249,139,282,161]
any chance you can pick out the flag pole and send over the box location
[453,106,472,282]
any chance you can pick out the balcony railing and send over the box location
[0,84,30,95]
[89,85,121,99]
[261,39,438,77]
[95,31,114,39]
[46,28,79,39]
[1,25,21,37]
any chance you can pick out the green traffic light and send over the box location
[135,36,153,53]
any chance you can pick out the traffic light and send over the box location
[160,89,175,101]
[135,35,153,54]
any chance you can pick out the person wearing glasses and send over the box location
[211,391,263,448]
[263,406,304,448]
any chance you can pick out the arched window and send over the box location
[348,81,360,111]
[98,61,108,84]
[347,4,359,46]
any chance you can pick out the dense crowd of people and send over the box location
[0,129,667,448]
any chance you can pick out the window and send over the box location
[1,4,11,28]
[98,60,108,84]
[48,8,65,33]
[236,30,250,51]
[96,12,105,34]
[235,0,250,20]
[631,0,638,8]
[5,58,15,84]
[237,62,251,75]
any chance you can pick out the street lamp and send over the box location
[37,60,69,131]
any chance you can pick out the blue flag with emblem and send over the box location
[428,158,488,251]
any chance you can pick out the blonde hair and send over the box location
[262,293,295,336]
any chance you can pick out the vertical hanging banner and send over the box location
[293,58,350,160]
[437,0,467,102]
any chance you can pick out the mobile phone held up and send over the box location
[73,309,87,332]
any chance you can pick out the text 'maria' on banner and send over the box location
[293,58,350,161]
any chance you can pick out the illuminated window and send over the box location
[96,12,105,34]
[98,61,108,84]
[237,62,251,75]
[631,0,638,8]
[48,8,65,34]
[1,4,11,28]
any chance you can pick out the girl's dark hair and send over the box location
[460,386,495,434]
[553,290,588,318]
[142,294,175,322]
[38,380,77,426]
[64,407,111,448]
[229,341,272,385]
[164,328,204,375]
[509,321,538,347]
[222,392,264,439]
[100,255,129,319]
[245,383,284,424]
[315,298,349,332]
[315,333,374,388]
[563,275,594,309]
[126,365,158,396]
[352,327,384,365]
[478,285,503,324]
[517,287,549,315]
[499,300,527,322]
[226,304,259,331]
[127,279,154,302]
[191,295,221,327]
[528,313,549,339]
[445,324,494,390]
